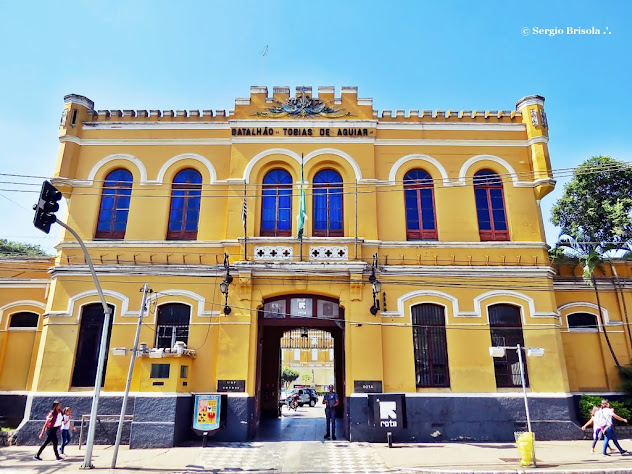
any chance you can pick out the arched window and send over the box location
[313,169,343,237]
[156,303,190,349]
[489,304,527,387]
[167,169,202,240]
[568,313,599,331]
[404,169,437,240]
[95,169,133,239]
[411,304,450,387]
[9,311,39,328]
[261,169,292,237]
[474,170,508,241]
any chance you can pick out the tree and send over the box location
[551,155,632,245]
[281,367,299,388]
[0,239,48,257]
[551,156,632,369]
[554,235,621,368]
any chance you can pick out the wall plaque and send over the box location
[354,380,383,393]
[217,379,246,392]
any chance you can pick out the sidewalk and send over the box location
[2,440,632,473]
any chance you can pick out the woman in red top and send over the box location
[34,400,64,461]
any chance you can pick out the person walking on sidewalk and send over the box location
[59,406,77,455]
[34,400,63,461]
[582,406,612,454]
[323,384,339,440]
[596,399,628,456]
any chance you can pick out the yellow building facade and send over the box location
[2,86,632,445]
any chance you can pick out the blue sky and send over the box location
[1,0,630,253]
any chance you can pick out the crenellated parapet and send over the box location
[58,87,546,127]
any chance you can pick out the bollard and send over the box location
[203,432,208,448]
[387,432,393,448]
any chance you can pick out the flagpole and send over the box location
[242,182,248,261]
[297,153,306,262]
[300,153,303,262]
[355,179,358,260]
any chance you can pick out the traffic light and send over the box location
[33,181,62,233]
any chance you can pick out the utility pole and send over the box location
[111,283,151,468]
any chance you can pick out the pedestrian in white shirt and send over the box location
[596,399,628,456]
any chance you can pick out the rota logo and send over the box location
[379,401,398,428]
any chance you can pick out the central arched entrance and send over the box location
[255,295,345,440]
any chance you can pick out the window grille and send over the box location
[412,304,450,387]
[155,303,190,349]
[489,304,528,387]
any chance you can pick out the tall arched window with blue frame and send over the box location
[167,168,202,240]
[261,169,293,237]
[95,168,133,239]
[404,169,437,240]
[313,169,343,237]
[474,169,509,241]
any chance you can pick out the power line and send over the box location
[0,160,629,199]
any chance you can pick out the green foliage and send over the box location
[281,366,299,388]
[579,394,631,424]
[618,359,632,405]
[551,155,632,246]
[0,239,47,257]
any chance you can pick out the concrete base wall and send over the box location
[10,394,188,448]
[348,395,584,442]
[7,394,255,447]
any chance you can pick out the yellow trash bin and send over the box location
[514,431,535,467]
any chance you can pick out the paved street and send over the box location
[4,404,632,473]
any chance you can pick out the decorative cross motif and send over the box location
[254,246,293,261]
[309,246,348,261]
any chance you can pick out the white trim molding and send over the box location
[86,153,149,184]
[148,289,220,318]
[457,154,530,187]
[465,290,559,322]
[45,289,129,323]
[391,290,460,320]
[387,154,450,186]
[303,148,362,181]
[154,153,218,185]
[243,148,302,184]
[243,147,362,183]
[558,301,611,327]
[0,300,46,331]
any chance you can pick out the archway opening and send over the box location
[255,295,345,440]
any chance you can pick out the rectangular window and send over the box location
[150,364,170,379]
[329,349,334,361]
[412,304,450,388]
[489,304,527,388]
[312,349,318,361]
[180,365,188,378]
[294,349,300,361]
